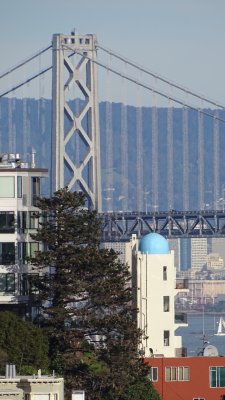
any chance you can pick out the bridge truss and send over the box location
[100,210,225,241]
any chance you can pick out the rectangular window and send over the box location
[163,296,170,312]
[193,398,205,400]
[0,177,15,197]
[0,273,15,293]
[165,366,190,382]
[21,242,39,263]
[164,330,170,346]
[17,176,22,198]
[0,212,14,233]
[32,394,51,399]
[149,367,158,382]
[163,266,167,280]
[179,366,189,381]
[18,211,39,232]
[210,366,225,387]
[19,274,39,296]
[32,177,40,205]
[0,242,15,264]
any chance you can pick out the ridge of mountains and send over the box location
[0,97,225,212]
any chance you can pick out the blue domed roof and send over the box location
[139,232,169,254]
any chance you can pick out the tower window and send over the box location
[163,266,167,280]
[163,296,170,312]
[164,330,170,346]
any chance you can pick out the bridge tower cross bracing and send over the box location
[51,31,102,211]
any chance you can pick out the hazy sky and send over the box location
[1,0,225,104]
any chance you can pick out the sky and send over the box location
[1,0,225,105]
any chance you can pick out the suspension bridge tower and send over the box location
[51,31,102,211]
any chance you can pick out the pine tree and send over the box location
[31,188,160,400]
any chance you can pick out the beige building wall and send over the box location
[0,374,64,400]
[129,235,186,358]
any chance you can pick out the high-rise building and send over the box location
[210,237,225,265]
[168,238,180,270]
[180,238,191,271]
[0,153,48,319]
[191,238,208,273]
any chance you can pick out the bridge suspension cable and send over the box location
[0,45,52,80]
[63,44,225,125]
[97,43,225,110]
[2,41,225,128]
[0,66,52,98]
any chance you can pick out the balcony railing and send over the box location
[175,347,187,357]
[175,278,189,290]
[175,312,187,324]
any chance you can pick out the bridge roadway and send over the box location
[99,210,225,241]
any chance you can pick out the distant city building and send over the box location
[209,237,225,265]
[0,153,48,319]
[180,238,191,271]
[191,238,208,273]
[207,253,224,271]
[101,241,128,264]
[188,279,225,303]
[168,238,180,270]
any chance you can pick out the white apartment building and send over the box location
[129,233,188,358]
[0,153,48,318]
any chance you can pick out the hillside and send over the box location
[0,98,224,212]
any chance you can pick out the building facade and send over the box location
[146,355,225,400]
[0,367,63,399]
[129,233,188,357]
[0,153,48,318]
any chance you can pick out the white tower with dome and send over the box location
[130,232,187,358]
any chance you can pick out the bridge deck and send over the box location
[99,210,225,241]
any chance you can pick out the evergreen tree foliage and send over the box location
[0,311,49,374]
[31,188,160,400]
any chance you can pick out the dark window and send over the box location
[18,211,39,232]
[149,367,158,382]
[163,266,167,280]
[163,296,170,312]
[0,273,15,293]
[0,212,14,233]
[31,177,40,206]
[210,366,225,387]
[164,330,170,346]
[0,243,15,264]
[20,242,39,263]
[19,274,39,295]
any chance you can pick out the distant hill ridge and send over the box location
[0,97,225,212]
